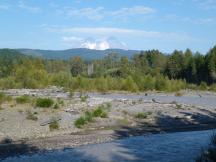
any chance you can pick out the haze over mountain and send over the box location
[16,48,139,60]
[14,37,134,60]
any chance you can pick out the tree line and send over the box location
[0,45,216,92]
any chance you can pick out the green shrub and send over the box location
[74,107,108,128]
[199,81,208,90]
[187,84,198,90]
[155,76,168,91]
[53,103,59,109]
[75,116,86,128]
[57,99,64,105]
[135,112,148,119]
[142,75,155,91]
[0,92,12,104]
[49,121,59,131]
[0,92,5,104]
[93,107,107,118]
[5,95,12,102]
[95,77,108,92]
[36,98,54,108]
[123,76,139,92]
[26,111,38,121]
[80,95,88,102]
[84,111,94,122]
[16,95,30,104]
[210,84,216,92]
[93,107,103,117]
[100,111,108,118]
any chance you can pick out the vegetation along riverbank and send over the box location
[0,45,216,92]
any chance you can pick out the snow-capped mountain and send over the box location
[81,37,128,50]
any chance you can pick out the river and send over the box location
[2,129,214,162]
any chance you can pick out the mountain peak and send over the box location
[81,37,128,50]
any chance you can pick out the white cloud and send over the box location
[46,26,192,42]
[111,6,156,17]
[47,26,154,36]
[80,37,128,50]
[0,5,10,10]
[61,36,128,50]
[63,7,104,20]
[18,1,41,13]
[44,26,198,50]
[57,5,156,21]
[62,36,83,42]
[193,0,216,10]
[162,14,215,24]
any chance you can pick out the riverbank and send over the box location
[1,125,216,160]
[1,88,216,159]
[2,129,213,162]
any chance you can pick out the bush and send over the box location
[80,94,88,102]
[187,84,198,90]
[49,121,59,131]
[16,95,30,104]
[53,103,59,109]
[95,77,108,92]
[93,107,107,118]
[142,75,155,91]
[26,111,38,121]
[210,84,216,92]
[0,92,12,104]
[155,76,168,91]
[199,81,208,90]
[74,106,108,128]
[36,98,54,108]
[123,76,139,92]
[75,116,86,128]
[0,92,5,104]
[135,112,148,119]
[84,111,94,122]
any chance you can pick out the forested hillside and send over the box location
[17,48,139,60]
[0,46,216,92]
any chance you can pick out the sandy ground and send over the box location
[0,88,216,155]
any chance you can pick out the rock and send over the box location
[64,108,79,114]
[185,115,192,119]
[40,117,61,126]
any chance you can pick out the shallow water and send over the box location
[89,93,216,108]
[2,129,214,162]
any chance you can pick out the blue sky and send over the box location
[0,0,215,53]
